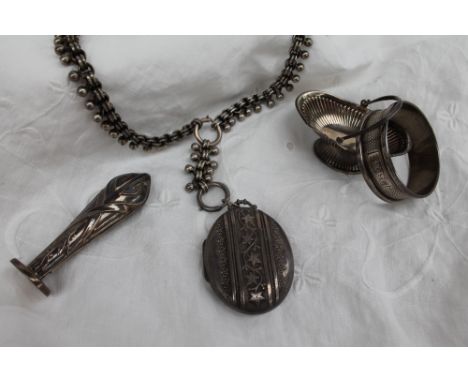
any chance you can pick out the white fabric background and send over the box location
[0,36,467,346]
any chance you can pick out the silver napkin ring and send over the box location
[296,91,439,202]
[10,173,151,295]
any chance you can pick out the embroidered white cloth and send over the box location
[1,36,467,346]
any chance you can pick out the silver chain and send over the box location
[54,35,312,152]
[184,117,229,212]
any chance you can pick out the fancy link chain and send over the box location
[54,35,312,152]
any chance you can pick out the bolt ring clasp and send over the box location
[197,181,231,213]
[193,116,222,147]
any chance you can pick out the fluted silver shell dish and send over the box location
[296,91,410,174]
[296,91,366,151]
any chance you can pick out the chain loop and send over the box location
[185,117,225,211]
[54,35,312,151]
[197,182,231,212]
[193,117,222,147]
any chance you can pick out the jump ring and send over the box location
[197,182,231,212]
[194,118,222,147]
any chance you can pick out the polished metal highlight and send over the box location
[203,200,294,314]
[10,173,151,296]
[296,91,439,202]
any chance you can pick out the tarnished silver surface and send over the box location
[10,173,151,296]
[52,36,310,313]
[54,35,312,151]
[296,91,411,174]
[186,120,295,313]
[296,91,439,202]
[357,100,439,202]
[184,117,231,212]
[296,91,367,153]
[203,200,294,314]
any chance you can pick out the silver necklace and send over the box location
[54,35,312,313]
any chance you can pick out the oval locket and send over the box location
[203,200,294,314]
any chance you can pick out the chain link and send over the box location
[183,118,228,211]
[54,35,312,151]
